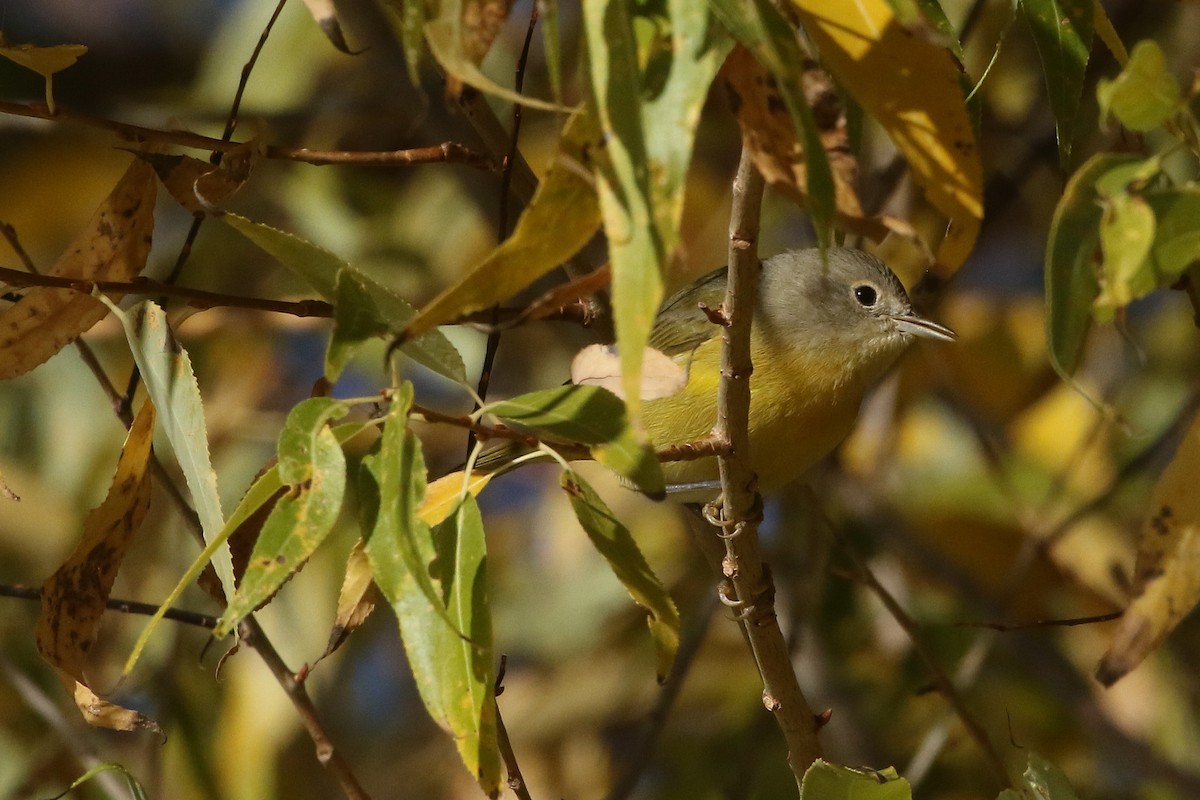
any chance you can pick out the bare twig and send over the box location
[0,584,218,629]
[239,616,372,800]
[0,100,493,170]
[494,655,534,800]
[0,265,333,318]
[710,146,822,784]
[956,611,1123,632]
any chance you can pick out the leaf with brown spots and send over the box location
[1097,410,1200,686]
[0,158,156,379]
[36,400,161,735]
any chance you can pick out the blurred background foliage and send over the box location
[1,0,1200,798]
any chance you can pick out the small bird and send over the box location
[640,247,954,496]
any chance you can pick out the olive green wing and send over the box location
[649,266,728,357]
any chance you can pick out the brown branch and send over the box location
[0,100,493,170]
[0,265,333,318]
[956,611,1123,633]
[710,146,821,784]
[239,616,371,800]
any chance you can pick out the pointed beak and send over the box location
[889,313,956,342]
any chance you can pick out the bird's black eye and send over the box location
[853,283,878,307]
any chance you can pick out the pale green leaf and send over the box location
[1020,0,1094,168]
[221,212,465,382]
[560,470,679,681]
[799,760,911,800]
[214,398,350,637]
[487,385,664,497]
[1097,39,1181,132]
[1144,186,1200,279]
[105,300,235,599]
[1095,193,1156,319]
[541,0,563,102]
[1018,752,1081,799]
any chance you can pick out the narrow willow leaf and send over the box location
[561,470,679,681]
[0,158,156,379]
[37,401,159,734]
[1020,0,1094,168]
[541,0,563,102]
[59,761,149,800]
[799,760,912,800]
[107,301,236,599]
[214,398,351,637]
[1097,410,1200,686]
[709,0,836,249]
[421,470,494,527]
[582,0,664,424]
[1097,40,1181,132]
[1044,153,1140,377]
[487,385,665,497]
[788,0,983,272]
[222,213,465,383]
[399,112,601,341]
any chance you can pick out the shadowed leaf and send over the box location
[1020,0,1094,167]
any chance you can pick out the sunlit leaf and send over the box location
[37,401,159,734]
[1144,187,1200,279]
[1044,153,1140,377]
[1097,409,1200,686]
[214,398,351,638]
[1094,193,1155,319]
[570,343,688,402]
[107,301,236,600]
[1020,0,1094,168]
[399,111,601,341]
[221,212,465,383]
[421,470,494,527]
[709,0,835,248]
[799,760,911,800]
[1097,40,1181,132]
[561,470,680,681]
[363,393,499,794]
[0,158,156,379]
[788,0,984,272]
[487,385,665,497]
[320,539,379,660]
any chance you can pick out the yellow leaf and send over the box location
[1097,410,1200,686]
[789,0,983,273]
[0,35,86,76]
[0,158,157,379]
[37,401,159,733]
[319,539,380,661]
[419,470,493,526]
[133,146,256,215]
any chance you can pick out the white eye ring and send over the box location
[852,283,879,307]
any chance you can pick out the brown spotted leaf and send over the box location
[0,158,156,379]
[1097,410,1200,686]
[37,401,159,733]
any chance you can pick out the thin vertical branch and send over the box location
[711,145,822,785]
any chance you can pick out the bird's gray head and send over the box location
[755,248,955,385]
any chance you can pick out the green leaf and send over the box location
[542,0,563,103]
[327,270,389,382]
[1144,186,1200,279]
[1044,153,1140,376]
[1020,0,1094,168]
[1095,193,1156,319]
[560,470,680,681]
[214,398,350,637]
[105,300,235,599]
[399,112,602,341]
[1014,752,1081,800]
[1097,39,1181,132]
[709,0,835,249]
[363,396,499,794]
[487,385,665,497]
[799,760,912,800]
[583,0,667,425]
[221,212,465,383]
[56,761,148,800]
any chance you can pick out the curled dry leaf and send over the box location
[133,146,256,215]
[320,539,379,661]
[36,401,162,735]
[1097,410,1200,686]
[0,158,157,380]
